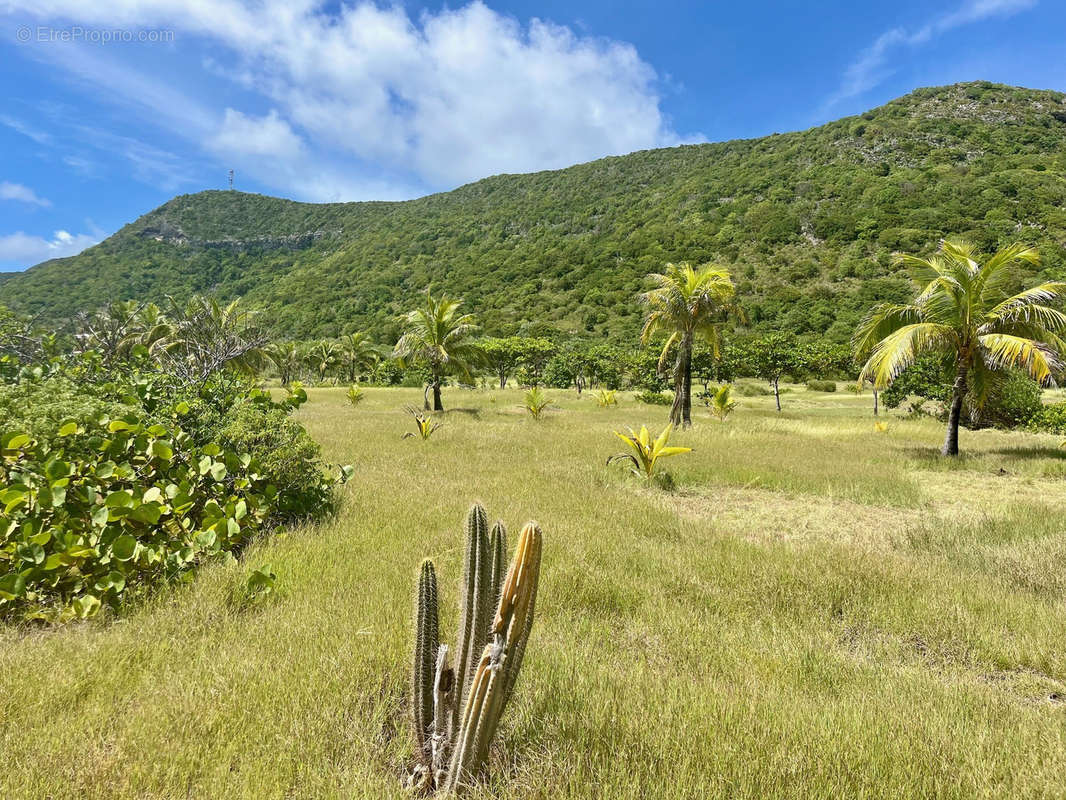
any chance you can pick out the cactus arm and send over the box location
[443,646,495,794]
[451,503,489,741]
[431,643,455,784]
[489,521,507,610]
[412,559,439,767]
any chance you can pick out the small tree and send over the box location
[338,332,380,383]
[514,337,557,388]
[306,340,340,384]
[750,333,798,412]
[265,341,301,386]
[481,336,522,389]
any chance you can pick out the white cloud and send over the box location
[0,229,97,264]
[0,114,53,145]
[208,109,304,160]
[827,0,1039,106]
[0,181,51,207]
[1,1,694,200]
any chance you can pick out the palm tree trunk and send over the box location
[681,346,693,427]
[669,343,694,427]
[873,388,879,417]
[432,380,443,412]
[669,375,683,427]
[941,365,968,456]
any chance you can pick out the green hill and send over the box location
[3,81,1066,342]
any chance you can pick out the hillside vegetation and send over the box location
[3,81,1066,342]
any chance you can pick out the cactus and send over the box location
[408,504,542,795]
[412,559,439,767]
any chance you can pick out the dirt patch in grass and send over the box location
[658,485,926,551]
[915,470,1065,517]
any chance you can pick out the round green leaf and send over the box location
[111,534,138,562]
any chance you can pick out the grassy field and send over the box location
[2,383,1066,799]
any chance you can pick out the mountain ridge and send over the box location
[3,80,1066,342]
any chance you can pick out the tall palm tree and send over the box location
[854,240,1066,455]
[338,331,381,383]
[640,262,737,427]
[393,291,482,411]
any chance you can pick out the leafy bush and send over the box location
[636,390,672,405]
[345,385,364,406]
[0,377,134,440]
[978,372,1043,429]
[0,417,276,622]
[733,382,771,397]
[1028,402,1066,434]
[882,357,951,410]
[806,380,837,392]
[216,403,333,517]
[0,373,344,622]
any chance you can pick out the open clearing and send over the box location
[2,384,1065,799]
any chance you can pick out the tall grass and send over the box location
[2,386,1065,798]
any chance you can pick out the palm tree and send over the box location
[338,331,381,383]
[854,240,1066,456]
[265,341,302,386]
[155,296,269,384]
[394,291,482,411]
[640,262,737,427]
[306,340,340,384]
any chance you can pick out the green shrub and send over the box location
[636,390,672,405]
[978,371,1043,429]
[0,377,133,439]
[733,383,771,397]
[1029,402,1066,434]
[0,416,275,622]
[883,357,951,409]
[217,403,332,517]
[0,379,344,623]
[806,380,837,392]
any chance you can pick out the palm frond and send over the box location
[858,323,954,387]
[978,333,1060,385]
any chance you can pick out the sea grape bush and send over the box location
[0,386,346,622]
[0,415,283,622]
[0,417,254,620]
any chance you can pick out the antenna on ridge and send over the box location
[228,169,234,191]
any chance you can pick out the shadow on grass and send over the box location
[984,446,1066,461]
[438,407,481,418]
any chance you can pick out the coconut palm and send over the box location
[338,331,381,383]
[393,291,482,411]
[306,340,341,384]
[854,240,1066,455]
[640,262,737,427]
[155,296,269,384]
[265,341,302,386]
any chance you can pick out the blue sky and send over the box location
[0,0,1062,270]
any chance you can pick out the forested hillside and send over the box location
[3,81,1065,341]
